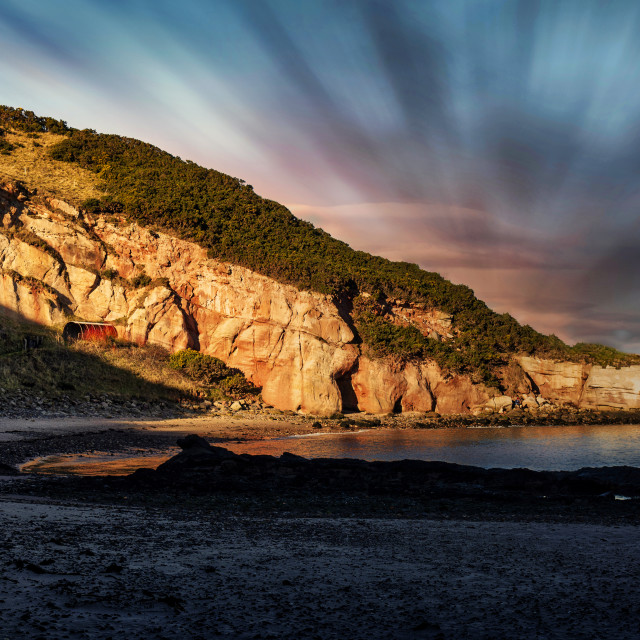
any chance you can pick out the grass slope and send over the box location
[0,313,186,401]
[1,106,637,382]
[0,130,101,203]
[0,313,256,402]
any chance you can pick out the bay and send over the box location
[230,423,640,471]
[21,423,640,475]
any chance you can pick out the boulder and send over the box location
[485,395,513,413]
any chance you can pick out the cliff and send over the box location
[0,183,493,414]
[518,357,640,411]
[1,106,639,415]
[2,181,639,415]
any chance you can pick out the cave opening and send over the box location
[336,374,359,413]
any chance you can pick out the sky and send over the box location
[1,0,639,352]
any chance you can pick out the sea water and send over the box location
[227,423,640,471]
[21,423,640,475]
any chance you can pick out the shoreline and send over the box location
[2,411,640,472]
[1,414,639,638]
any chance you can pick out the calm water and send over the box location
[21,423,640,475]
[228,424,640,471]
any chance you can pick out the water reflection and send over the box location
[225,423,640,471]
[20,423,640,476]
[21,451,178,476]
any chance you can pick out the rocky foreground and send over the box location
[0,498,638,640]
[0,439,639,640]
[1,425,640,639]
[116,435,640,511]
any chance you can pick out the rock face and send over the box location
[581,366,640,410]
[518,357,588,406]
[0,184,496,415]
[1,182,640,414]
[519,357,640,410]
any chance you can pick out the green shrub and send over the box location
[101,268,119,280]
[82,198,102,213]
[354,309,427,359]
[169,349,230,382]
[0,138,15,155]
[219,372,255,395]
[169,349,258,397]
[130,272,152,288]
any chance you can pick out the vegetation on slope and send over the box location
[169,349,258,397]
[0,314,256,402]
[0,106,637,376]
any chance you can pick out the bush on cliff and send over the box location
[569,343,638,368]
[169,349,258,397]
[352,296,499,383]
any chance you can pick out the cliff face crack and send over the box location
[521,369,540,395]
[578,366,592,407]
[267,327,286,362]
[82,271,103,300]
[227,323,246,356]
[297,331,304,408]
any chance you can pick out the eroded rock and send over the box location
[2,184,640,415]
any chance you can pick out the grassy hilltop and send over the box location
[1,105,637,386]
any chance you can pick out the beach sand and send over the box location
[0,492,638,639]
[1,416,639,639]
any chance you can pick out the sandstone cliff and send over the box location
[1,182,639,415]
[518,357,640,411]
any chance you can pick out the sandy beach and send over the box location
[1,416,639,639]
[0,493,638,640]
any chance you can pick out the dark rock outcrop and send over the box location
[127,435,640,500]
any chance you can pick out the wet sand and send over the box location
[1,415,639,639]
[0,413,314,443]
[0,495,638,640]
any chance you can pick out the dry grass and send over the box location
[0,315,197,400]
[74,340,199,399]
[0,131,103,204]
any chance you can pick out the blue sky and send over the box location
[2,0,640,351]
